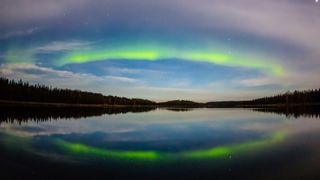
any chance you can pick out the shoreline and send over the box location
[0,100,154,108]
[1,99,320,108]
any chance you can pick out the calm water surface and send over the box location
[0,107,320,179]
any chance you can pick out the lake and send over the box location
[0,107,320,179]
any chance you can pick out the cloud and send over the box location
[237,77,285,87]
[236,70,320,90]
[0,0,87,25]
[104,75,138,83]
[1,0,319,54]
[0,27,40,39]
[2,40,95,64]
[0,63,98,81]
[103,85,265,102]
[0,63,301,101]
[1,0,320,101]
[103,67,166,76]
[34,40,93,52]
[0,63,140,87]
[2,0,319,69]
[178,0,320,64]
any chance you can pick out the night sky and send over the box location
[0,0,319,101]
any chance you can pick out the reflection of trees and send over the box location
[163,108,194,112]
[0,107,156,124]
[158,100,203,107]
[253,105,320,119]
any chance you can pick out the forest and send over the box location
[206,89,320,107]
[1,77,320,106]
[0,77,155,105]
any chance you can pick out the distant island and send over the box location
[1,77,320,108]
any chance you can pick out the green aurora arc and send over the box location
[54,131,286,161]
[2,41,285,76]
[57,46,284,76]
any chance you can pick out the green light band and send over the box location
[55,132,285,161]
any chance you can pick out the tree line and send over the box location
[0,77,156,105]
[1,77,320,106]
[206,89,320,107]
[250,89,320,105]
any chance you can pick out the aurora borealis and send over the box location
[1,0,320,101]
[57,44,284,76]
[54,131,285,161]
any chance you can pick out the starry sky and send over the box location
[0,0,320,102]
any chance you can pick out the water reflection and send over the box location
[0,106,156,124]
[0,108,320,179]
[161,108,195,112]
[1,106,320,125]
[253,105,320,118]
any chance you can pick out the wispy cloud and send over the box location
[0,63,94,79]
[0,63,291,101]
[34,40,93,52]
[0,0,88,25]
[104,75,139,83]
[1,0,320,101]
[0,27,40,39]
[103,67,166,76]
[0,63,140,86]
[237,77,284,87]
[2,40,95,65]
